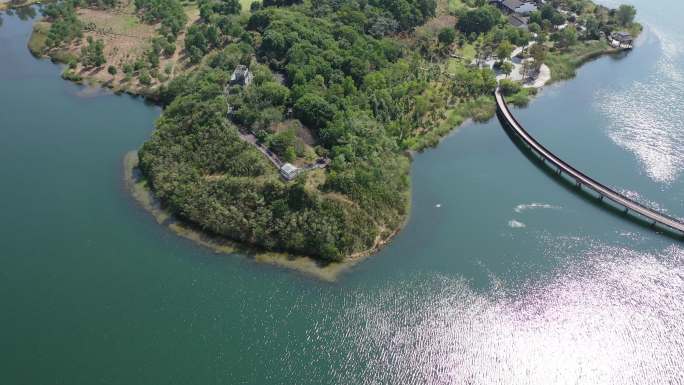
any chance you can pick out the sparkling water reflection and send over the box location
[323,244,684,384]
[1,2,683,384]
[597,27,684,184]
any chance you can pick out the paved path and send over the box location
[237,130,283,168]
[495,87,684,235]
[485,42,549,88]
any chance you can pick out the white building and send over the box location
[280,163,299,180]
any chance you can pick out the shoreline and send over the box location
[24,2,409,273]
[24,4,183,100]
[0,0,40,11]
[105,43,632,276]
[20,4,641,272]
[123,151,406,281]
[123,35,634,275]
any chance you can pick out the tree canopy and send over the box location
[134,0,636,260]
[616,4,636,26]
[457,6,501,35]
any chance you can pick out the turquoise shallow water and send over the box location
[1,2,683,384]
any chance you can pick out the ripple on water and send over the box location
[308,244,684,384]
[514,203,562,214]
[508,220,527,229]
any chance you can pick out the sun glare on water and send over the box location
[305,244,684,385]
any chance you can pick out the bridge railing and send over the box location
[495,87,684,234]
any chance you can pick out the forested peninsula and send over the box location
[27,0,640,262]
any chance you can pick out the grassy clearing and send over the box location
[460,43,476,60]
[77,4,155,38]
[27,21,49,56]
[240,0,254,13]
[545,40,615,82]
[447,0,464,13]
[30,1,201,94]
[411,95,496,150]
[417,14,456,35]
[447,43,475,62]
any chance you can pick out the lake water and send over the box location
[1,2,683,384]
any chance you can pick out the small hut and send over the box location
[280,163,299,180]
[230,65,253,86]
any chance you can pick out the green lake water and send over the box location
[1,1,683,383]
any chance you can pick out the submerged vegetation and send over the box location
[24,0,640,261]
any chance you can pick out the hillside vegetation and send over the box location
[24,0,637,261]
[138,0,639,261]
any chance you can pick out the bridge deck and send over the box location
[495,88,684,235]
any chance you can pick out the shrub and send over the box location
[499,79,521,96]
[139,70,152,85]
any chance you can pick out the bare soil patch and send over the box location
[48,1,200,93]
[417,15,456,36]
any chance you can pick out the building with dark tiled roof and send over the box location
[508,13,529,29]
[491,0,538,15]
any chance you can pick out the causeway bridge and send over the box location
[495,87,684,236]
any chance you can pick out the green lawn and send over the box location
[460,43,476,61]
[27,22,49,56]
[448,0,478,12]
[122,14,140,30]
[447,0,464,12]
[446,42,476,67]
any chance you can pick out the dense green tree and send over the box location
[368,15,399,37]
[134,0,188,37]
[540,4,555,20]
[499,78,521,95]
[529,11,542,26]
[139,69,152,85]
[553,25,577,48]
[267,128,297,160]
[457,6,501,35]
[496,40,513,63]
[583,15,600,39]
[43,1,83,48]
[529,43,547,64]
[199,0,241,17]
[550,12,565,26]
[438,27,456,46]
[255,82,290,106]
[294,94,336,131]
[500,61,513,78]
[80,36,106,67]
[616,4,636,26]
[528,22,541,34]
